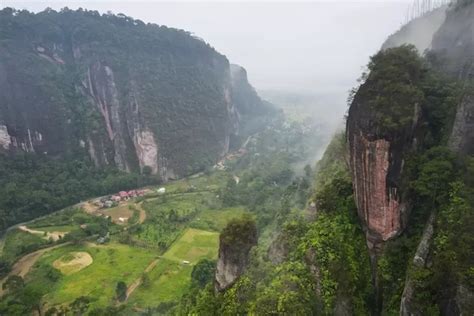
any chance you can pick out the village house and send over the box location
[119,191,129,200]
[157,187,166,194]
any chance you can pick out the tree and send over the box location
[191,259,216,288]
[2,275,24,293]
[70,296,90,314]
[115,281,127,302]
[304,164,312,178]
[142,165,152,176]
[412,147,457,207]
[141,273,151,288]
[0,259,11,278]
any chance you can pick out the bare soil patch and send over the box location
[18,225,66,241]
[53,251,93,275]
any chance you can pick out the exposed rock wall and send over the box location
[430,3,474,155]
[215,219,257,291]
[0,9,273,180]
[349,135,402,242]
[382,6,447,53]
[346,94,419,245]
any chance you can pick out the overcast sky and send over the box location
[2,1,412,97]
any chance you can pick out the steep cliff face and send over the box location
[346,48,423,245]
[382,6,446,52]
[229,64,276,144]
[430,2,474,155]
[0,8,271,179]
[215,217,257,291]
[346,4,474,314]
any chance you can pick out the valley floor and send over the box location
[0,170,247,312]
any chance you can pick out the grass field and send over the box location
[35,225,76,233]
[53,251,93,275]
[190,206,249,231]
[128,228,218,307]
[33,242,157,308]
[162,228,218,264]
[150,171,227,195]
[128,258,192,306]
[1,229,50,262]
[143,191,218,216]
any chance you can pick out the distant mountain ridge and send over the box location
[0,7,274,180]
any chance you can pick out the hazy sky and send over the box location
[2,1,412,95]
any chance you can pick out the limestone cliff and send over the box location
[0,8,272,180]
[430,2,474,155]
[215,217,257,291]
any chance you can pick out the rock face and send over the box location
[215,218,257,291]
[346,90,419,245]
[430,3,474,155]
[348,136,402,242]
[400,212,436,316]
[0,8,271,179]
[382,6,447,53]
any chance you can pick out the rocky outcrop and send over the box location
[400,212,435,316]
[382,6,447,53]
[347,93,420,245]
[229,64,276,144]
[430,3,474,155]
[215,218,257,291]
[349,136,403,243]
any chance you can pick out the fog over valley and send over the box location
[1,1,473,315]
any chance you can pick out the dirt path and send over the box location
[81,201,99,214]
[136,203,147,224]
[18,225,66,242]
[0,242,71,296]
[125,257,160,300]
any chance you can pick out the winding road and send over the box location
[0,242,71,296]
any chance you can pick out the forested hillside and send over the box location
[176,2,474,315]
[0,8,274,232]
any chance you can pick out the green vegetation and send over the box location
[352,45,461,138]
[191,259,216,288]
[128,229,219,309]
[190,207,249,231]
[130,259,192,307]
[163,229,218,264]
[0,7,274,239]
[33,243,156,309]
[219,216,257,252]
[132,193,215,249]
[0,111,325,315]
[1,230,49,264]
[116,281,127,302]
[0,153,157,232]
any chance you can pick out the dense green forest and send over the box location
[0,7,275,233]
[1,2,474,315]
[0,153,157,232]
[170,46,474,316]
